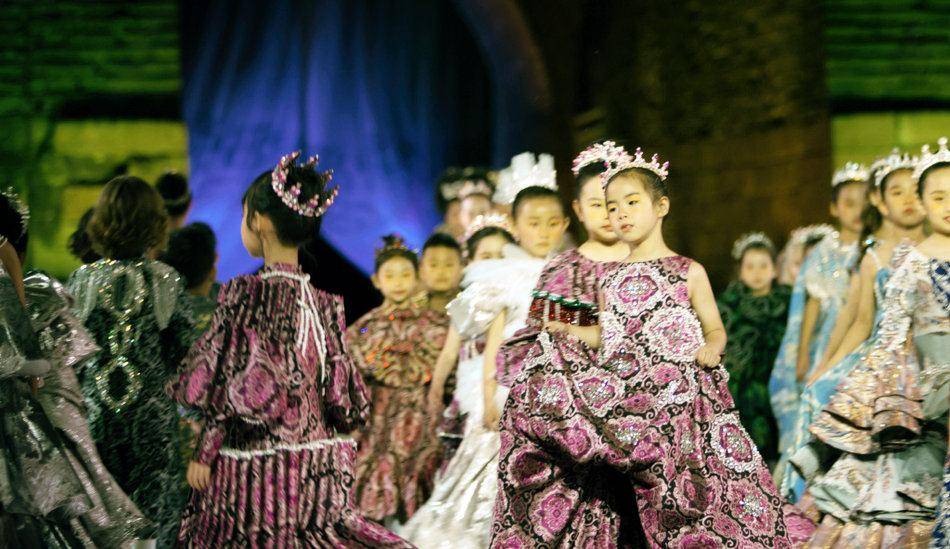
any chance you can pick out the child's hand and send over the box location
[544,320,572,336]
[187,461,212,491]
[482,403,500,431]
[695,344,722,368]
[427,386,444,421]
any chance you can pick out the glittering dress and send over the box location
[68,259,195,546]
[24,271,149,546]
[489,249,645,549]
[798,248,949,547]
[717,281,791,465]
[492,256,814,548]
[401,245,545,548]
[770,234,858,459]
[781,246,895,502]
[168,263,410,547]
[347,302,449,523]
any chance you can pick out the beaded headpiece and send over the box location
[458,179,495,200]
[912,137,950,183]
[869,149,918,188]
[439,167,493,201]
[601,147,669,189]
[271,151,338,218]
[1,187,29,235]
[374,234,415,260]
[493,152,558,205]
[831,162,869,188]
[789,224,836,247]
[732,232,775,260]
[462,213,512,243]
[572,140,631,176]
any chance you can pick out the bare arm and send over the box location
[817,272,862,366]
[427,326,461,412]
[545,322,602,349]
[0,240,26,306]
[688,262,726,367]
[796,296,821,382]
[808,255,877,383]
[481,309,507,430]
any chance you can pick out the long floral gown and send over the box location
[68,258,195,546]
[800,248,948,547]
[168,263,411,547]
[717,280,791,465]
[346,301,448,523]
[400,244,546,548]
[492,256,815,548]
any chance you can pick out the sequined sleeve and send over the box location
[876,254,921,355]
[446,280,507,339]
[322,294,370,432]
[160,275,197,377]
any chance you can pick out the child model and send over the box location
[168,152,410,547]
[717,232,791,467]
[162,222,220,336]
[348,235,449,526]
[402,152,568,548]
[497,148,815,548]
[491,142,643,548]
[417,232,463,313]
[770,163,867,460]
[69,176,195,546]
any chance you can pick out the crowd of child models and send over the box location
[0,136,948,549]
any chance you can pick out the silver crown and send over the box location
[1,187,29,235]
[831,162,869,188]
[912,137,950,183]
[789,224,836,246]
[869,149,918,188]
[462,213,512,243]
[731,232,775,260]
[493,152,557,205]
[572,141,631,175]
[602,147,669,189]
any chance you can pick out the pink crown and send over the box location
[462,213,512,243]
[271,151,339,218]
[601,147,669,188]
[572,140,631,175]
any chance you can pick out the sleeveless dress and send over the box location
[491,256,814,549]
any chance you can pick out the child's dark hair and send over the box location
[831,179,866,204]
[155,171,192,218]
[466,226,515,258]
[88,176,168,259]
[0,192,28,256]
[606,168,668,203]
[242,163,331,247]
[918,162,949,196]
[739,242,777,264]
[422,232,462,257]
[512,186,564,219]
[161,222,217,290]
[574,163,606,199]
[68,208,101,264]
[374,234,418,273]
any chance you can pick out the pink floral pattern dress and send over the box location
[168,264,410,547]
[346,303,449,523]
[491,256,815,549]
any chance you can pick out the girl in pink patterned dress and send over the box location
[167,152,409,547]
[492,149,814,548]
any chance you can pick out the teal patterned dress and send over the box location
[718,281,792,465]
[68,259,195,547]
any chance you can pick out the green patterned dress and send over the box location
[718,281,792,465]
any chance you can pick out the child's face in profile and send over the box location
[921,166,950,237]
[513,197,568,259]
[241,204,264,258]
[830,181,867,235]
[373,256,418,305]
[420,246,462,293]
[574,176,618,245]
[471,233,508,262]
[739,248,776,295]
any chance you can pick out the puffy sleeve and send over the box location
[159,270,197,377]
[0,273,42,378]
[322,294,370,433]
[447,279,507,339]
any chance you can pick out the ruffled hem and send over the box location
[806,515,932,548]
[178,439,410,548]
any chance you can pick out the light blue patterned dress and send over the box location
[770,233,858,461]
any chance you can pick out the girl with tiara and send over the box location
[490,142,643,548]
[402,152,569,548]
[347,235,449,527]
[502,148,815,548]
[717,232,791,467]
[0,190,148,546]
[168,152,409,547]
[69,175,195,547]
[793,139,948,546]
[776,224,837,287]
[778,150,927,504]
[770,163,867,464]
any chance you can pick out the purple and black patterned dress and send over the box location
[168,263,410,548]
[492,256,815,548]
